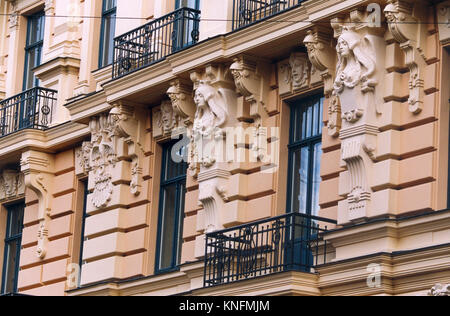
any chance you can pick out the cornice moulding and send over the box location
[34,57,81,81]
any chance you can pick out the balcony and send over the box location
[113,7,201,79]
[204,212,336,287]
[0,87,57,138]
[232,0,305,30]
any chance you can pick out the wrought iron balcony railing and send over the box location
[0,87,56,138]
[204,212,336,287]
[113,7,201,79]
[232,0,305,30]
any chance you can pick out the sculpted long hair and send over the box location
[335,28,376,90]
[195,83,227,128]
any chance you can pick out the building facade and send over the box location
[0,0,449,296]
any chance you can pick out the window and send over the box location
[287,95,324,216]
[175,0,200,9]
[1,202,25,295]
[155,140,188,273]
[23,12,45,90]
[99,0,117,68]
[174,0,201,51]
[78,180,89,286]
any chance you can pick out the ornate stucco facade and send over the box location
[0,0,449,296]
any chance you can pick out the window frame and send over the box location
[154,139,188,275]
[1,201,25,295]
[98,0,117,69]
[22,11,45,91]
[286,94,324,217]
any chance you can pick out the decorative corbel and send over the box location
[20,151,54,259]
[384,0,428,114]
[304,26,338,137]
[230,55,271,162]
[230,55,271,125]
[167,79,196,126]
[109,104,145,196]
[304,27,336,97]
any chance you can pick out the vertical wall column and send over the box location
[73,0,102,96]
[5,0,27,95]
[76,104,151,286]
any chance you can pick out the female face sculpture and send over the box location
[289,54,308,88]
[193,83,227,132]
[337,37,351,58]
[334,28,376,93]
[160,101,174,132]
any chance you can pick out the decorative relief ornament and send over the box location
[152,100,180,137]
[428,284,450,296]
[303,27,336,97]
[289,53,310,90]
[0,170,25,201]
[327,95,342,137]
[78,105,146,209]
[384,0,428,114]
[8,0,19,29]
[333,26,377,123]
[21,151,54,259]
[230,55,272,162]
[167,79,196,126]
[189,64,238,234]
[304,27,339,137]
[328,8,386,223]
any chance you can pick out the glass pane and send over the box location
[306,103,313,138]
[100,12,116,67]
[176,184,186,264]
[313,99,319,137]
[2,240,19,294]
[311,143,322,217]
[289,147,309,213]
[7,204,24,238]
[319,97,324,135]
[176,0,200,9]
[103,0,117,12]
[164,143,188,181]
[23,46,42,90]
[159,185,177,270]
[27,14,44,45]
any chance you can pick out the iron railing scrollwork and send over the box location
[113,7,201,79]
[232,0,305,31]
[0,87,56,138]
[204,212,336,287]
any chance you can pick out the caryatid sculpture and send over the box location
[191,81,228,169]
[329,16,385,223]
[334,27,377,123]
